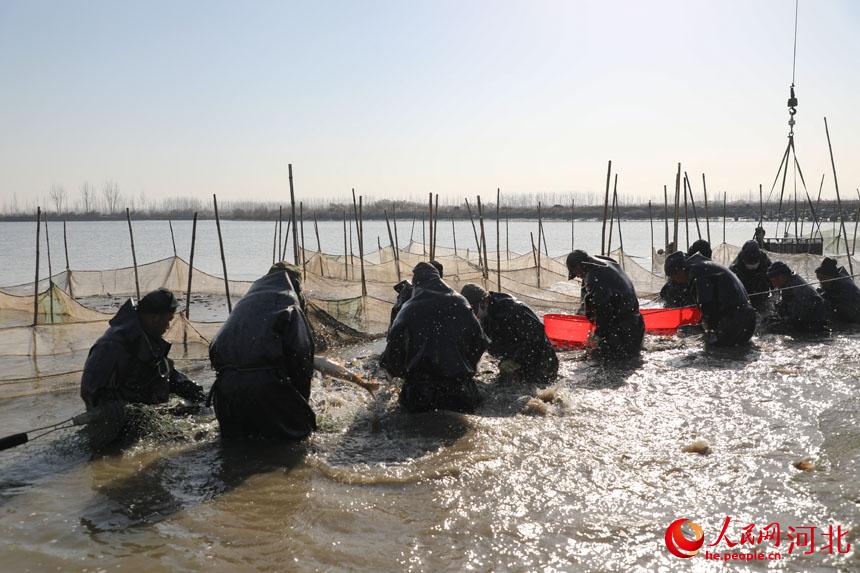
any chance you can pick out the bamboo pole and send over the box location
[615,189,625,268]
[702,173,711,243]
[451,218,458,256]
[421,216,426,256]
[663,185,669,250]
[358,195,367,296]
[281,219,292,264]
[478,196,489,280]
[684,172,702,240]
[530,232,540,288]
[343,211,349,278]
[428,192,434,260]
[505,207,510,261]
[289,165,299,265]
[212,194,232,313]
[168,219,177,257]
[465,198,483,275]
[43,213,54,322]
[539,203,549,256]
[607,175,617,252]
[824,117,854,275]
[185,212,198,319]
[759,184,765,227]
[33,207,41,326]
[348,218,354,279]
[648,200,654,259]
[272,219,278,264]
[313,211,324,276]
[433,194,440,260]
[299,201,306,279]
[409,211,416,243]
[601,160,612,255]
[384,209,401,282]
[682,174,691,250]
[672,164,681,253]
[126,208,141,301]
[278,205,283,260]
[392,204,401,259]
[535,204,542,285]
[570,197,575,251]
[496,188,501,291]
[63,219,73,299]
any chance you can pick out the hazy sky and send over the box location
[1,0,859,207]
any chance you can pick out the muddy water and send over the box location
[1,330,859,572]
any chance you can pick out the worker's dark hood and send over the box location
[412,262,447,292]
[104,298,171,357]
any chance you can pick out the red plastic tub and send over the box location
[544,306,701,349]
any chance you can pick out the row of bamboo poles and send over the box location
[26,117,860,326]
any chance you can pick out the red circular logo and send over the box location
[665,518,704,558]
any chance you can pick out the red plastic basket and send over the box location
[544,306,701,349]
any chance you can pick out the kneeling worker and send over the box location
[208,263,316,439]
[665,252,756,346]
[566,250,645,359]
[815,257,860,325]
[80,289,205,435]
[460,284,559,383]
[381,262,486,413]
[766,262,828,334]
[388,260,443,331]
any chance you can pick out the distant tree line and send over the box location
[2,180,858,223]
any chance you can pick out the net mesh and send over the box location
[4,238,857,399]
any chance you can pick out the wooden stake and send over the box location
[126,208,141,301]
[272,219,278,264]
[451,218,458,256]
[824,117,854,275]
[433,194,440,259]
[63,220,72,299]
[723,192,727,244]
[343,211,349,278]
[392,204,402,278]
[212,194,232,313]
[683,171,690,250]
[530,232,540,288]
[33,207,41,326]
[185,212,198,319]
[505,207,510,261]
[348,218,354,279]
[601,160,612,255]
[288,164,299,265]
[570,197,575,251]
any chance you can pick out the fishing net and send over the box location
[5,233,856,400]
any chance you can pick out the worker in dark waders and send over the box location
[659,240,713,308]
[208,263,316,439]
[381,262,486,413]
[80,288,205,443]
[388,260,443,331]
[729,240,772,312]
[460,283,559,383]
[566,250,645,360]
[665,252,756,346]
[815,257,860,325]
[765,262,829,334]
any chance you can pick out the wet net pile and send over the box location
[5,237,855,399]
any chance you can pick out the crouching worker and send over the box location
[665,252,756,346]
[566,250,645,359]
[80,289,205,437]
[208,263,316,439]
[381,262,486,413]
[388,260,443,331]
[765,262,829,334]
[460,284,559,383]
[815,257,860,325]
